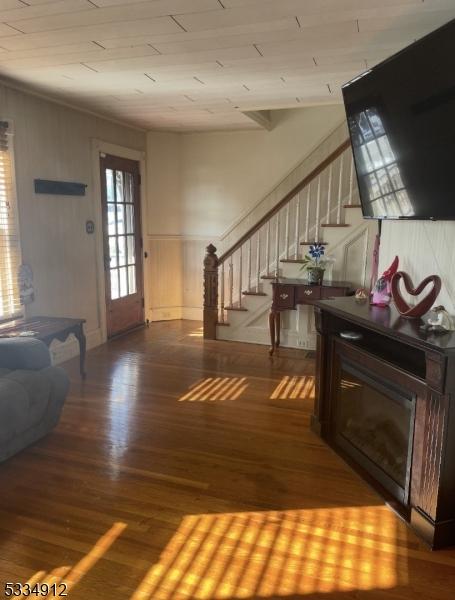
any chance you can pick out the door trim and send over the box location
[91,139,148,344]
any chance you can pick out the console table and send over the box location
[0,316,86,378]
[313,296,455,549]
[269,279,351,355]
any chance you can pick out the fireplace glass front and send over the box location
[335,360,416,503]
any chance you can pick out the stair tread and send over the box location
[300,241,329,246]
[321,223,351,227]
[281,259,307,264]
[344,204,362,208]
[261,275,277,280]
[217,321,230,326]
[225,305,248,311]
[242,291,267,296]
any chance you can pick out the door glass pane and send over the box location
[125,204,134,234]
[116,170,124,202]
[118,236,127,266]
[124,172,133,203]
[109,237,118,268]
[106,169,115,202]
[126,235,135,265]
[119,267,128,297]
[128,266,136,294]
[110,269,119,300]
[107,204,116,235]
[116,204,125,234]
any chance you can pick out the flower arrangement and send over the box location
[300,243,334,284]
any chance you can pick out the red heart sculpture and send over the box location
[391,271,441,319]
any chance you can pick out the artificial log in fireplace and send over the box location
[312,297,455,549]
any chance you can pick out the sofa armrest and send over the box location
[0,338,51,370]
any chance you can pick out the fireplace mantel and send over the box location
[312,297,455,549]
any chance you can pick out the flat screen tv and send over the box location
[342,18,455,220]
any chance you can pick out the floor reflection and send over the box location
[108,357,140,473]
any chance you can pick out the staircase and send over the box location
[203,124,377,350]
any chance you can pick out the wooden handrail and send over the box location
[218,139,351,264]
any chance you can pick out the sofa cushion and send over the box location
[0,379,30,443]
[0,338,51,371]
[3,370,51,428]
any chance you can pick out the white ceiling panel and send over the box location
[0,0,452,130]
[9,0,221,34]
[0,0,94,24]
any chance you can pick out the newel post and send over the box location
[203,244,219,339]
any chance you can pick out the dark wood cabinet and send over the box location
[269,279,351,354]
[312,297,455,549]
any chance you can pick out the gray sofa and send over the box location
[0,337,69,462]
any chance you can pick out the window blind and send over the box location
[0,121,22,320]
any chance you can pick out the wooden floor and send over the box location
[0,320,455,600]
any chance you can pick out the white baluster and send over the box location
[238,246,243,306]
[229,256,233,308]
[315,176,321,243]
[266,220,271,276]
[220,262,225,323]
[256,231,261,292]
[349,151,354,206]
[285,203,290,259]
[305,183,311,242]
[275,212,280,277]
[247,237,252,292]
[326,163,333,224]
[294,193,300,259]
[337,153,344,224]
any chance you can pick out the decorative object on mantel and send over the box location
[354,288,368,304]
[34,179,87,196]
[370,256,399,307]
[299,243,334,285]
[391,271,442,319]
[18,264,35,306]
[424,305,455,332]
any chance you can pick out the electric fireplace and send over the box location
[334,358,415,504]
[312,297,455,549]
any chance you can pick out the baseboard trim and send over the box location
[182,307,203,320]
[150,306,182,321]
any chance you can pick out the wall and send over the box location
[146,105,346,321]
[379,221,455,314]
[0,82,146,359]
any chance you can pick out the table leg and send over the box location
[74,324,87,379]
[276,311,281,348]
[269,310,276,356]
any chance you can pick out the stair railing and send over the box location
[203,139,355,339]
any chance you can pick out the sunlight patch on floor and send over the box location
[270,376,315,400]
[179,377,248,402]
[18,522,126,598]
[130,506,405,600]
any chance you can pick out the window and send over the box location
[349,108,413,218]
[0,121,22,321]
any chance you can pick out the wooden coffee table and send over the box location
[0,316,86,378]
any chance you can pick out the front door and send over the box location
[100,154,144,337]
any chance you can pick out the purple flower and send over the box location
[309,243,325,260]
